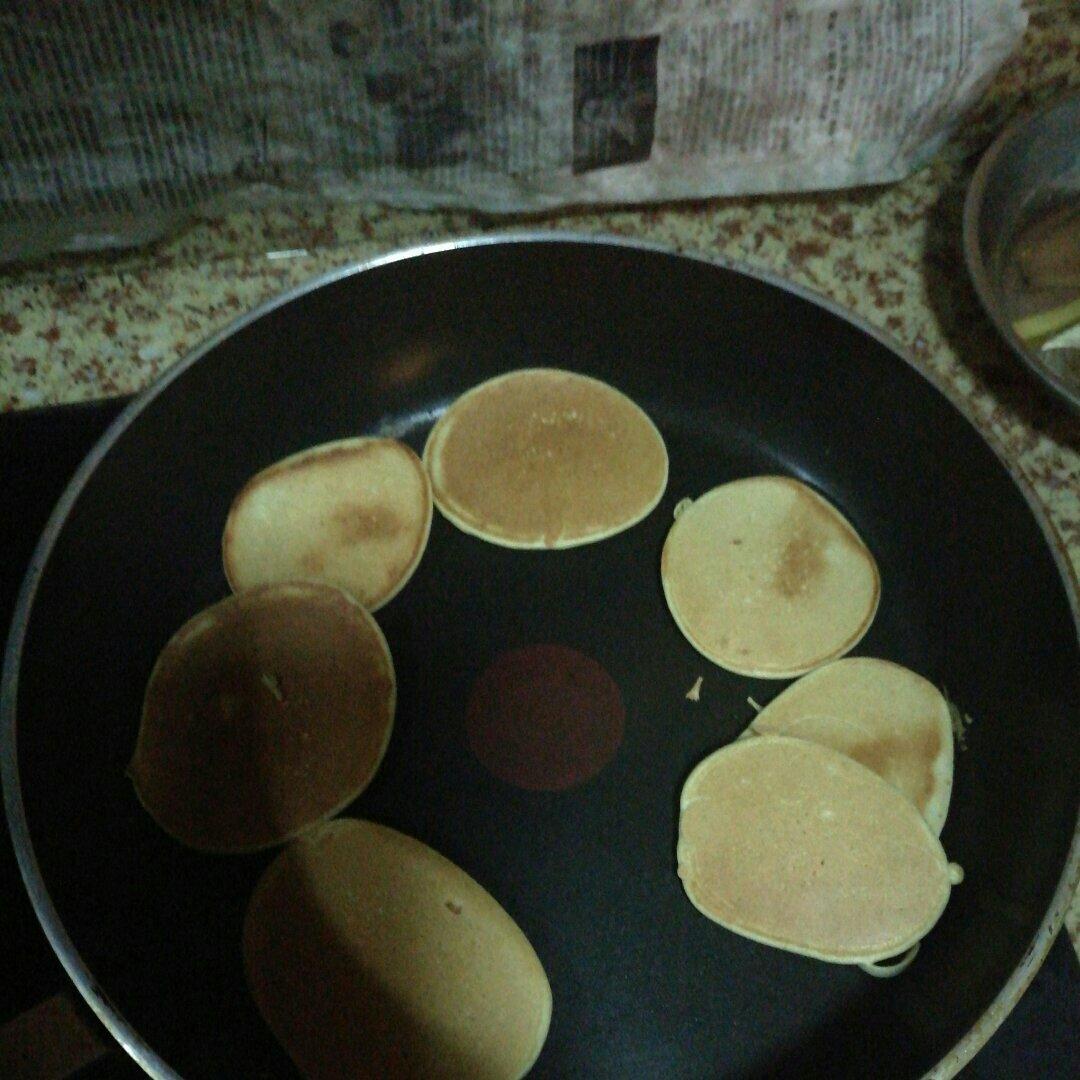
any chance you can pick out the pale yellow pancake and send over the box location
[678,735,960,963]
[244,819,552,1080]
[423,368,668,548]
[129,583,395,853]
[748,657,954,834]
[661,476,880,678]
[223,437,432,612]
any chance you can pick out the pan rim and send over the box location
[3,230,1077,1080]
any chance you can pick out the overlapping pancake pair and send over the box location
[748,657,955,835]
[678,658,961,969]
[661,473,962,968]
[678,734,962,967]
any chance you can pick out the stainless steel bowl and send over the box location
[963,93,1080,411]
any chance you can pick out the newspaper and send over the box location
[0,1,1027,262]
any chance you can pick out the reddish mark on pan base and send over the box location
[465,644,625,792]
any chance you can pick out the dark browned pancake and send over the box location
[423,368,668,548]
[223,437,432,612]
[244,819,552,1079]
[661,476,880,677]
[129,583,395,852]
[678,736,959,963]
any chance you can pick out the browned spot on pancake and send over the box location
[331,503,404,545]
[846,726,943,811]
[299,551,326,574]
[773,522,826,598]
[783,478,863,555]
[231,443,383,515]
[228,440,415,541]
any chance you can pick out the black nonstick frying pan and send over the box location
[3,235,1078,1079]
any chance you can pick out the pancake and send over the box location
[223,437,432,612]
[423,368,668,548]
[243,819,552,1080]
[129,583,395,853]
[661,476,880,678]
[678,735,960,963]
[748,657,954,834]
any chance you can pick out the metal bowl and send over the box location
[963,93,1080,411]
[3,235,1079,1079]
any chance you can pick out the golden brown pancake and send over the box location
[661,476,880,678]
[244,819,552,1080]
[678,735,959,963]
[423,368,668,548]
[223,437,432,612]
[129,584,395,852]
[748,657,954,834]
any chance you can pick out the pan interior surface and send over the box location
[5,239,1078,1079]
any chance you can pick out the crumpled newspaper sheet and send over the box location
[0,0,1026,261]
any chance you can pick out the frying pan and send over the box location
[3,235,1078,1079]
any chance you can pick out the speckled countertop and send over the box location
[1,3,1078,947]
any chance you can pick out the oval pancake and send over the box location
[661,476,880,678]
[748,657,954,834]
[223,437,432,612]
[678,735,956,963]
[129,583,395,852]
[244,819,552,1080]
[423,368,668,548]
